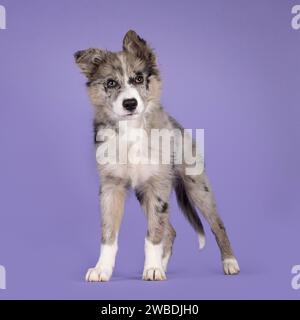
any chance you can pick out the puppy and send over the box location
[74,30,240,281]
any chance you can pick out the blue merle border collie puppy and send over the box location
[74,30,240,281]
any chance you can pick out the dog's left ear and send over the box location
[123,30,156,66]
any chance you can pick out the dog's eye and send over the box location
[106,79,118,89]
[134,74,144,84]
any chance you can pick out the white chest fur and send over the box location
[96,119,161,188]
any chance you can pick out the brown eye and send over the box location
[106,79,118,89]
[134,74,144,84]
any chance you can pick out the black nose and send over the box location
[123,98,138,111]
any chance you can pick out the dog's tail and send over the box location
[175,176,206,249]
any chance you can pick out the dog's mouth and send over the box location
[124,112,139,117]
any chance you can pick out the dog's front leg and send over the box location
[86,181,126,282]
[137,181,171,281]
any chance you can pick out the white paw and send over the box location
[85,266,113,282]
[143,267,166,281]
[223,258,240,275]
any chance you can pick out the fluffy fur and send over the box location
[75,30,240,281]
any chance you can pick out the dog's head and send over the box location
[74,30,161,120]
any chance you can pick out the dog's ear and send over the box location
[123,30,156,65]
[74,48,106,78]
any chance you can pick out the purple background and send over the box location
[0,0,299,300]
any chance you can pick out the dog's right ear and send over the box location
[74,48,106,78]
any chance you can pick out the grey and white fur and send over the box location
[74,30,240,281]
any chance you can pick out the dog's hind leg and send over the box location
[85,177,127,282]
[136,179,172,281]
[186,173,240,275]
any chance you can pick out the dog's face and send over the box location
[75,31,161,120]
